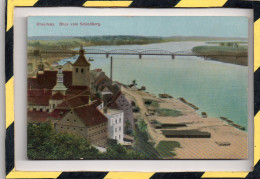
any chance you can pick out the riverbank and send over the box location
[192,45,248,66]
[121,86,248,159]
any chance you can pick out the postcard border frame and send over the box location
[5,0,260,178]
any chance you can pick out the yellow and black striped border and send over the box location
[5,0,260,178]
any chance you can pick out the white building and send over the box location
[102,108,124,143]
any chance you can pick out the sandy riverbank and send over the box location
[121,86,248,159]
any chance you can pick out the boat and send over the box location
[201,112,207,118]
[88,57,94,61]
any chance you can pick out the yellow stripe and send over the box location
[175,0,227,7]
[6,0,39,31]
[104,172,154,179]
[83,1,132,7]
[202,172,248,178]
[254,111,260,165]
[6,77,14,129]
[6,169,61,178]
[254,19,260,71]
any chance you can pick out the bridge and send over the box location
[28,48,247,59]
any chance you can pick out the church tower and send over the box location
[37,55,44,75]
[72,45,91,87]
[52,65,67,95]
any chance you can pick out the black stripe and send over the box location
[130,0,181,7]
[255,68,260,115]
[5,122,14,175]
[223,0,260,22]
[246,160,260,179]
[150,172,204,179]
[34,0,87,6]
[5,22,13,83]
[57,172,108,179]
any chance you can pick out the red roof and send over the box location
[28,71,72,90]
[107,91,122,108]
[93,69,102,72]
[74,105,108,127]
[51,92,64,100]
[28,111,50,123]
[28,89,52,96]
[28,89,52,106]
[57,94,90,109]
[49,108,69,119]
[28,96,50,106]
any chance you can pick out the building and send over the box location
[108,92,134,132]
[102,108,124,143]
[72,45,91,87]
[55,104,108,147]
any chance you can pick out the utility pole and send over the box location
[110,56,113,81]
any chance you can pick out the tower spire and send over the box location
[79,43,84,55]
[52,65,67,95]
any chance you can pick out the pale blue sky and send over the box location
[28,16,248,38]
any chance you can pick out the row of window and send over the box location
[114,135,121,140]
[89,129,106,137]
[75,68,85,73]
[115,127,121,132]
[60,126,83,131]
[89,123,106,131]
[114,118,122,124]
[32,108,49,112]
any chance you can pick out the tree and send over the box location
[27,122,100,160]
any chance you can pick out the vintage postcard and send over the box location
[27,16,248,160]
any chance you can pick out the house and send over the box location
[55,104,108,147]
[108,92,134,132]
[102,108,124,143]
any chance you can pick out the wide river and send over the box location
[59,41,248,129]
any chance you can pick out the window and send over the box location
[53,104,55,108]
[74,119,76,122]
[46,109,49,112]
[67,127,69,129]
[81,68,84,73]
[119,118,121,123]
[115,120,117,124]
[33,108,36,111]
[119,127,121,131]
[76,68,78,73]
[115,128,117,132]
[61,126,63,129]
[67,119,69,122]
[39,108,42,112]
[115,136,117,140]
[74,128,76,130]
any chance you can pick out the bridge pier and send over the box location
[171,55,175,59]
[106,53,109,58]
[139,54,142,59]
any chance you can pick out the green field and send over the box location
[156,141,180,158]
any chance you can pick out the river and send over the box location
[59,41,248,129]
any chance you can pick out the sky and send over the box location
[28,16,248,38]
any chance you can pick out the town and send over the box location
[28,45,135,151]
[27,45,248,160]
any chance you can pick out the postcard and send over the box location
[27,16,248,160]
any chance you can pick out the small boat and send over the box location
[201,112,207,118]
[88,57,94,61]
